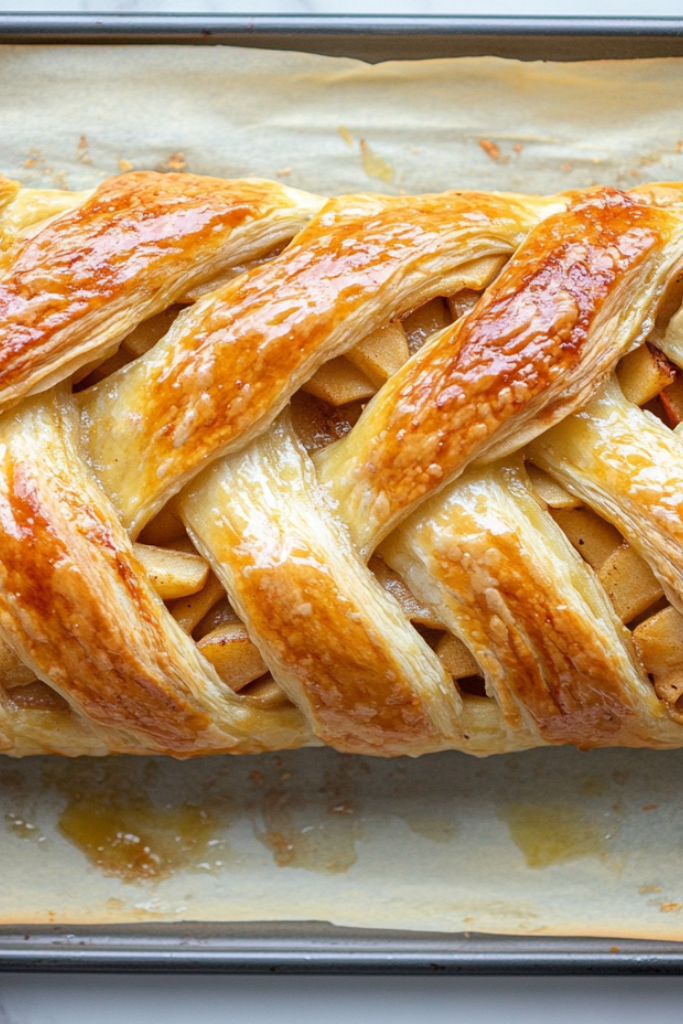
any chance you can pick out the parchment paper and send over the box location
[3,45,683,195]
[3,44,683,940]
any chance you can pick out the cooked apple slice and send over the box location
[435,633,479,680]
[170,573,226,634]
[597,543,664,623]
[526,463,583,510]
[197,622,267,691]
[133,542,209,601]
[401,297,451,353]
[616,343,675,406]
[301,357,376,406]
[633,606,683,715]
[549,506,623,571]
[347,322,409,386]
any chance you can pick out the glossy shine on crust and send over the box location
[0,171,321,411]
[318,188,683,555]
[2,173,683,757]
[81,189,555,534]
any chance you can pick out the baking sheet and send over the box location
[5,745,683,940]
[2,44,683,940]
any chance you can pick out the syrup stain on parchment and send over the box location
[2,755,367,883]
[44,760,232,884]
[1,766,49,848]
[499,803,607,869]
[57,793,225,883]
[402,813,458,844]
[249,759,366,874]
[359,140,394,185]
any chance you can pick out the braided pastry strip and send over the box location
[80,188,556,533]
[0,173,322,409]
[181,415,460,757]
[179,186,683,752]
[2,173,683,755]
[381,458,678,750]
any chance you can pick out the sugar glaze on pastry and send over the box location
[2,171,683,756]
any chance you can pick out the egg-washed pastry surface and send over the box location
[2,171,683,757]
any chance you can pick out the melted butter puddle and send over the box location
[58,794,229,883]
[499,803,607,869]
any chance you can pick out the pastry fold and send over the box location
[1,172,683,756]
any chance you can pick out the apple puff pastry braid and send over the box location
[1,171,683,757]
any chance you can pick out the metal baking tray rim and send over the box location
[3,14,683,61]
[2,922,683,974]
[1,12,683,974]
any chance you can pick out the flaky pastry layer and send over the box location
[2,171,683,757]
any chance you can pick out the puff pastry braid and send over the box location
[3,172,683,757]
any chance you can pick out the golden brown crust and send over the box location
[181,416,459,756]
[0,175,20,214]
[529,378,683,620]
[0,172,321,412]
[317,188,683,554]
[0,392,311,756]
[81,189,555,533]
[1,173,683,757]
[381,459,677,750]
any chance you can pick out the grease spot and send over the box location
[338,125,354,147]
[499,803,606,869]
[359,140,393,184]
[251,763,365,873]
[578,775,608,798]
[4,810,47,844]
[402,813,458,844]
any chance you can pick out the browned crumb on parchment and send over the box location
[167,152,187,171]
[20,149,69,189]
[118,159,134,173]
[23,147,42,169]
[77,134,92,165]
[479,138,501,161]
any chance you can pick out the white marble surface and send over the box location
[2,1,683,1020]
[2,974,683,1024]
